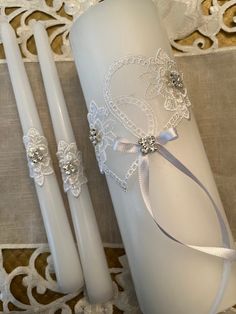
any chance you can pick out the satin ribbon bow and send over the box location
[113,128,236,261]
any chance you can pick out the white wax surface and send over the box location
[33,22,113,303]
[1,21,84,293]
[70,0,236,312]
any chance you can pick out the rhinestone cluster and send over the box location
[169,71,184,90]
[89,128,101,146]
[62,161,79,176]
[23,128,54,187]
[27,147,45,164]
[57,141,87,198]
[138,136,158,155]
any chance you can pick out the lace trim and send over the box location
[141,49,191,120]
[103,49,190,133]
[23,128,54,186]
[88,101,116,174]
[88,49,191,189]
[112,96,158,138]
[57,141,87,198]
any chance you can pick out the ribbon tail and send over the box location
[188,245,236,261]
[138,154,153,218]
[151,218,236,261]
[148,207,236,260]
[138,143,236,260]
[114,133,235,314]
[157,145,231,250]
[115,135,236,261]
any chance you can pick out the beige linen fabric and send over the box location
[0,49,235,244]
[178,51,236,237]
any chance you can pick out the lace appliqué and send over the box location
[141,49,191,120]
[57,141,87,198]
[104,49,191,132]
[88,101,115,174]
[23,128,54,187]
[88,49,192,189]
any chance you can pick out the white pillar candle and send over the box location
[33,22,113,304]
[70,0,236,313]
[0,21,84,293]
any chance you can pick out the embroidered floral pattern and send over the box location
[88,101,115,173]
[23,128,54,186]
[89,49,191,189]
[57,141,87,198]
[141,49,191,120]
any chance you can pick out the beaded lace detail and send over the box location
[23,128,54,187]
[88,101,116,174]
[88,49,191,189]
[57,141,87,198]
[141,49,191,120]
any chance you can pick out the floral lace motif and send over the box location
[88,49,191,189]
[88,101,115,174]
[141,49,191,120]
[23,128,54,186]
[57,141,87,198]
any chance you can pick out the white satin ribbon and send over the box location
[113,128,236,261]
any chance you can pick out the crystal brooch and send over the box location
[138,136,158,155]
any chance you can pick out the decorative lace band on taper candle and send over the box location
[1,20,83,293]
[33,21,113,304]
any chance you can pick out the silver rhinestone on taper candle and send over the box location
[23,128,54,186]
[57,141,87,198]
[27,147,45,164]
[169,71,184,90]
[62,161,79,176]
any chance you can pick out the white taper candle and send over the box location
[33,21,113,304]
[0,21,84,293]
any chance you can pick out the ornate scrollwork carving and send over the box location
[0,244,140,313]
[0,0,236,59]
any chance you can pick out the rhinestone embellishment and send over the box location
[89,128,101,146]
[23,128,54,186]
[57,141,88,198]
[169,71,184,90]
[27,147,45,164]
[62,161,78,176]
[138,136,158,155]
